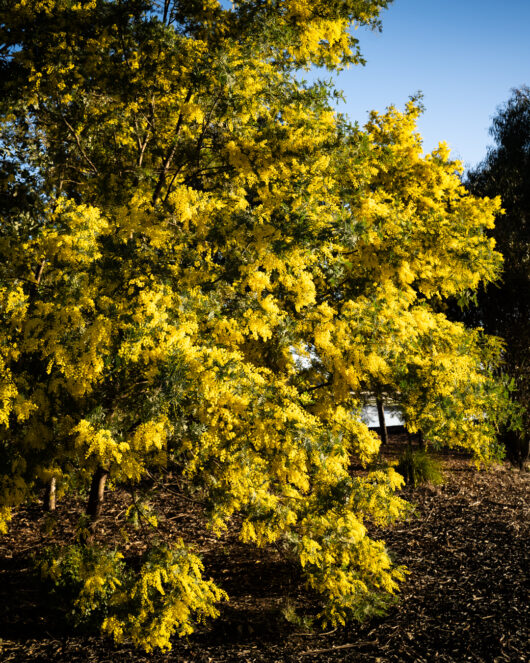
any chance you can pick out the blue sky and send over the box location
[327,0,530,170]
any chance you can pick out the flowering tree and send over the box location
[0,0,507,651]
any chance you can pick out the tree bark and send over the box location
[86,466,108,524]
[44,477,56,512]
[418,430,425,450]
[406,429,413,450]
[376,397,388,445]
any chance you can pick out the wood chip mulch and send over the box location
[0,444,528,662]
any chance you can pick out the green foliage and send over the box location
[125,497,158,530]
[281,599,315,631]
[102,542,227,652]
[396,448,445,487]
[37,543,125,627]
[37,541,227,651]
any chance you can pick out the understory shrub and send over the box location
[396,448,444,487]
[37,541,227,651]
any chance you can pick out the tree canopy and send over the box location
[0,0,509,651]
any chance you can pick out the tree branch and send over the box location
[61,115,99,175]
[152,88,193,205]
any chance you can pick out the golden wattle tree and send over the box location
[0,0,507,651]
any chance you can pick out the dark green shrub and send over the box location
[36,543,126,627]
[396,448,444,487]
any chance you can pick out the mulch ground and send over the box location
[0,437,528,663]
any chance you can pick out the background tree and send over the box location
[0,0,510,651]
[453,87,530,468]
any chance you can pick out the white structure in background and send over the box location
[291,347,405,429]
[361,403,404,428]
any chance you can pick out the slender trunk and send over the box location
[418,431,425,450]
[152,88,192,205]
[44,477,56,512]
[376,397,388,445]
[406,429,413,451]
[86,466,108,527]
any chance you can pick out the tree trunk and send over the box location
[503,429,529,470]
[406,429,413,451]
[376,397,388,445]
[44,477,56,512]
[86,466,108,524]
[418,430,425,450]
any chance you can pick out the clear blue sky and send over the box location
[328,0,530,170]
